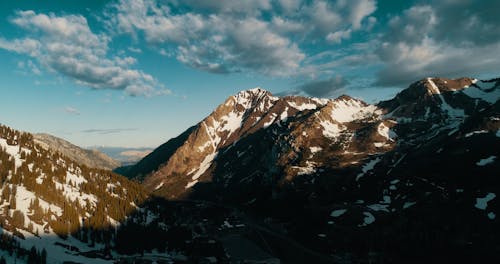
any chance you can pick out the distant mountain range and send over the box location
[91,146,153,165]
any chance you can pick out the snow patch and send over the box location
[288,101,317,111]
[191,152,218,181]
[263,113,278,128]
[310,146,322,154]
[293,161,316,176]
[359,212,375,227]
[319,120,342,139]
[66,171,87,186]
[403,201,416,209]
[0,138,28,168]
[220,111,243,137]
[427,78,465,119]
[330,99,380,123]
[475,193,496,210]
[488,212,496,220]
[465,130,488,137]
[155,182,164,190]
[476,156,496,166]
[377,123,396,140]
[330,209,347,217]
[356,157,381,181]
[367,204,389,212]
[280,107,289,121]
[374,142,389,148]
[185,179,198,189]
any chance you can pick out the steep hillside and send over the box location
[33,133,120,170]
[0,125,147,263]
[121,77,500,262]
[113,126,195,180]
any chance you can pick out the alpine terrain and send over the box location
[0,77,498,263]
[120,77,500,262]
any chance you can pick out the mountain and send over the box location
[1,76,497,263]
[120,77,500,262]
[113,126,195,180]
[0,124,147,263]
[33,133,120,170]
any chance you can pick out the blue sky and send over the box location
[0,0,498,148]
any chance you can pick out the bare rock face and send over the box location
[34,133,120,170]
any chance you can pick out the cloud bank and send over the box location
[106,0,377,78]
[0,10,166,96]
[375,0,500,87]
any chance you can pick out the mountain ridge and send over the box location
[117,77,499,262]
[33,133,120,170]
[134,77,497,196]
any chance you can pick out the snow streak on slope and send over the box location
[330,99,381,123]
[427,78,465,119]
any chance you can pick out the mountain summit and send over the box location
[121,77,498,202]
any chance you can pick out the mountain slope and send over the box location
[34,133,120,170]
[113,126,196,180]
[131,78,498,198]
[0,125,147,263]
[120,77,500,262]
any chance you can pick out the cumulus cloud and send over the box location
[376,1,500,86]
[297,76,349,97]
[0,10,166,96]
[167,0,272,14]
[108,0,305,76]
[346,0,377,30]
[106,0,376,77]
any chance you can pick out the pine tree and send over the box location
[41,248,47,264]
[27,246,37,264]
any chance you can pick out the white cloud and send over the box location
[327,29,352,44]
[0,10,165,96]
[109,0,305,76]
[168,0,272,14]
[278,0,302,13]
[106,0,377,77]
[347,0,377,30]
[128,47,142,53]
[16,60,42,75]
[375,1,500,86]
[304,1,343,37]
[64,106,81,115]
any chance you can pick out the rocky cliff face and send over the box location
[33,133,120,170]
